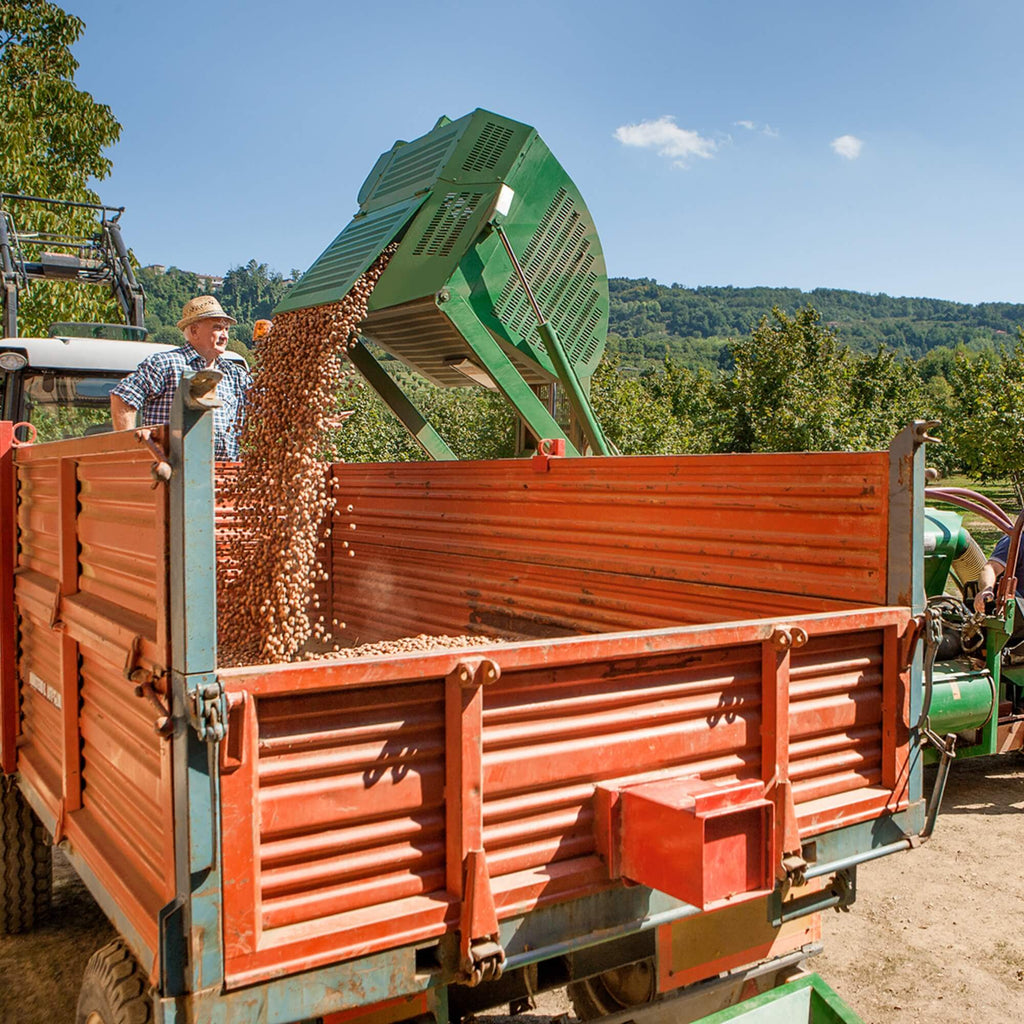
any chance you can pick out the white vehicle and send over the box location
[0,329,248,442]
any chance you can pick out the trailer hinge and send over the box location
[188,679,228,743]
[456,848,505,987]
[459,938,506,988]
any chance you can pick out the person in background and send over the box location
[252,318,273,347]
[973,529,1024,613]
[110,295,251,460]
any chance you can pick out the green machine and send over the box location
[921,505,1024,760]
[276,108,612,459]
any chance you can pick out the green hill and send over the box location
[608,278,1024,371]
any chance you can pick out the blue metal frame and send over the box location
[160,373,226,1018]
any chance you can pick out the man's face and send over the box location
[189,318,232,363]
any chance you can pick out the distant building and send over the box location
[142,264,224,289]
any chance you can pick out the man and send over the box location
[973,530,1024,613]
[110,295,251,460]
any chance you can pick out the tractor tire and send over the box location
[0,774,52,934]
[568,959,657,1020]
[76,939,153,1024]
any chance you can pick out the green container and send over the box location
[277,109,608,389]
[927,663,995,734]
[694,974,863,1024]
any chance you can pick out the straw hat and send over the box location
[177,295,237,331]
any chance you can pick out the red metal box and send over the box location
[618,777,774,909]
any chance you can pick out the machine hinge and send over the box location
[188,679,228,743]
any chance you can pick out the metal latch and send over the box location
[459,939,506,987]
[189,679,228,742]
[134,428,172,487]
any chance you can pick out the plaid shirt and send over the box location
[111,343,252,460]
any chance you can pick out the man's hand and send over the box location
[974,587,995,614]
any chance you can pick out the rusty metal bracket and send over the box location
[135,678,173,737]
[451,657,501,688]
[135,428,173,488]
[531,438,566,473]
[900,613,926,664]
[459,938,506,987]
[912,419,942,447]
[457,848,506,986]
[122,633,161,687]
[52,797,67,846]
[781,853,808,888]
[184,368,223,411]
[446,657,505,986]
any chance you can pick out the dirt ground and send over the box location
[1,754,1022,1024]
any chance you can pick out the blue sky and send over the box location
[66,0,1024,303]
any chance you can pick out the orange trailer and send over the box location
[0,401,932,1023]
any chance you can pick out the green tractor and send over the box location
[921,490,1024,762]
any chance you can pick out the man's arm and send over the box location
[110,393,138,431]
[974,557,1005,613]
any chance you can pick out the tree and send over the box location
[219,260,293,345]
[944,340,1024,506]
[726,306,857,452]
[847,346,926,450]
[333,358,516,463]
[0,2,123,334]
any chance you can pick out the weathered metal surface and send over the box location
[168,374,227,996]
[9,430,173,969]
[329,451,889,644]
[656,887,821,992]
[219,606,911,987]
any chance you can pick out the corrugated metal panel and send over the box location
[77,457,160,608]
[78,633,169,894]
[11,435,173,965]
[329,451,888,645]
[13,610,63,802]
[16,458,59,578]
[220,609,909,986]
[256,679,446,932]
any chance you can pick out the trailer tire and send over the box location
[76,939,153,1024]
[568,959,656,1020]
[0,774,52,934]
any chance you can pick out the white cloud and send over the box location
[614,116,716,168]
[831,134,864,160]
[735,119,779,137]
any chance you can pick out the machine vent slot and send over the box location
[370,126,460,200]
[462,122,515,173]
[492,188,604,369]
[412,192,485,257]
[295,216,404,294]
